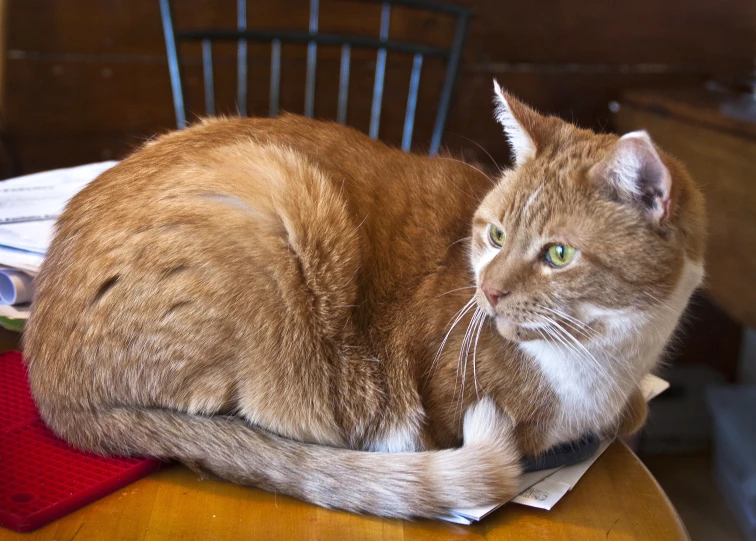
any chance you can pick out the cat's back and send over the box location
[24,115,489,422]
[22,118,354,407]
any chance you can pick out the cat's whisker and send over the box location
[343,264,363,287]
[436,156,496,191]
[443,236,472,256]
[538,323,586,370]
[439,297,476,334]
[428,298,476,377]
[458,309,484,415]
[544,327,617,398]
[472,310,486,399]
[538,310,596,343]
[535,315,620,402]
[539,306,602,340]
[540,307,624,362]
[538,316,614,387]
[639,292,678,315]
[546,319,629,398]
[446,132,503,175]
[451,323,469,406]
[354,214,369,231]
[436,286,477,299]
[454,308,480,407]
[538,306,624,361]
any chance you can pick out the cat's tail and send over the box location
[42,398,521,519]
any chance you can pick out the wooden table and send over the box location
[1,329,689,540]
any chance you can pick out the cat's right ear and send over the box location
[493,80,543,166]
[589,131,673,224]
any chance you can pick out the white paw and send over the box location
[462,397,514,447]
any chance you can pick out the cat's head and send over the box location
[471,82,706,349]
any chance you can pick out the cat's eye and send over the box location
[545,244,576,267]
[488,224,505,248]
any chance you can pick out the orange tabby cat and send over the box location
[24,84,705,518]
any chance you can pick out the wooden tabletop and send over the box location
[0,329,689,540]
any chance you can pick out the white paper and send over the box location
[0,161,117,275]
[546,440,611,490]
[639,373,670,401]
[438,514,473,525]
[0,220,55,254]
[0,246,45,275]
[450,466,562,521]
[0,303,29,320]
[511,478,573,510]
[0,161,117,224]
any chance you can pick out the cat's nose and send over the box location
[482,284,509,308]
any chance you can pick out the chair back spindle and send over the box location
[237,0,248,116]
[337,43,351,125]
[368,2,391,140]
[159,0,470,155]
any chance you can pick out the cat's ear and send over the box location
[493,80,543,166]
[590,131,672,223]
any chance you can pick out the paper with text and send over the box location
[0,161,117,224]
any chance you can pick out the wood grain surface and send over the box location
[0,424,689,539]
[0,334,688,540]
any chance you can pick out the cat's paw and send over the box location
[462,397,516,450]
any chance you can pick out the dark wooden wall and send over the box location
[3,0,755,174]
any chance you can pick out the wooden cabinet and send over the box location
[614,87,756,329]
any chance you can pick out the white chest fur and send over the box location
[521,259,704,447]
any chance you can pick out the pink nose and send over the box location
[482,284,509,308]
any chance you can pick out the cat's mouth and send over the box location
[493,317,548,343]
[475,290,552,342]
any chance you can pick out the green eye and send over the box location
[546,244,576,267]
[488,224,506,248]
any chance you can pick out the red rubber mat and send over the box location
[0,350,162,532]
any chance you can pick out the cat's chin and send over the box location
[493,317,542,343]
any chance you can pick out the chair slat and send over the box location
[269,39,282,117]
[237,0,248,116]
[304,0,319,118]
[158,0,186,128]
[178,29,449,58]
[337,44,351,124]
[429,10,469,156]
[202,39,215,116]
[401,53,423,151]
[369,3,391,139]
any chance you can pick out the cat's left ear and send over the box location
[493,80,546,166]
[590,131,673,223]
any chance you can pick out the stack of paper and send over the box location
[442,373,670,524]
[0,161,117,328]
